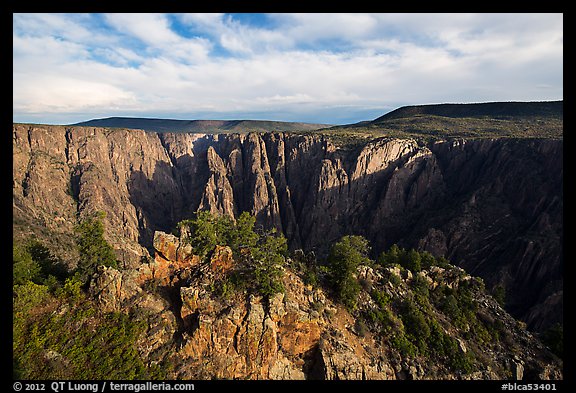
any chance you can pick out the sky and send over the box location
[13,13,563,125]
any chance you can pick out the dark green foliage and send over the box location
[292,250,320,287]
[327,235,371,310]
[13,281,166,380]
[368,245,481,373]
[492,285,506,307]
[227,212,260,253]
[402,249,422,273]
[250,230,287,297]
[182,210,222,259]
[13,243,42,285]
[27,239,68,280]
[365,289,398,336]
[440,293,463,323]
[180,211,287,298]
[15,308,163,379]
[399,299,431,354]
[378,245,441,272]
[13,239,68,290]
[209,276,236,300]
[390,332,418,358]
[183,211,260,261]
[302,266,319,287]
[435,256,452,269]
[411,274,430,308]
[428,320,475,373]
[371,288,391,309]
[420,251,437,270]
[75,212,117,280]
[541,323,563,358]
[56,273,85,301]
[378,244,400,266]
[13,281,50,314]
[388,298,475,372]
[434,282,496,345]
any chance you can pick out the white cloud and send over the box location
[103,13,212,63]
[177,13,292,55]
[13,74,136,113]
[13,13,563,124]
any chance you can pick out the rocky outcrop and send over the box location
[12,124,562,331]
[83,230,562,380]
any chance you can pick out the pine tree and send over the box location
[75,212,117,280]
[327,235,371,310]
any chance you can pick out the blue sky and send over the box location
[13,13,563,125]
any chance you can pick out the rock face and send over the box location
[12,124,562,332]
[83,230,562,380]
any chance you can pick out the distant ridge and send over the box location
[324,100,563,140]
[71,117,332,133]
[373,101,563,123]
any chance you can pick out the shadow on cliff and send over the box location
[127,159,191,251]
[126,138,562,332]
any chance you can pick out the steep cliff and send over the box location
[82,230,561,380]
[12,124,562,331]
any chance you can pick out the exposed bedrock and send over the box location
[13,125,562,331]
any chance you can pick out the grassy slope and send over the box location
[313,101,563,147]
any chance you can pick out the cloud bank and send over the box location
[13,13,563,124]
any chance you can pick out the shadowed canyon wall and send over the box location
[12,125,562,332]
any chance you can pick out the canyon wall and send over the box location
[12,124,562,331]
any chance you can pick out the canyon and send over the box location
[12,123,562,335]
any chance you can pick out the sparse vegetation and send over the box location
[318,111,563,146]
[13,213,557,379]
[13,296,166,379]
[13,234,165,380]
[378,244,447,272]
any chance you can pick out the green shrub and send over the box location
[435,256,452,269]
[183,210,221,259]
[370,288,391,309]
[390,332,418,357]
[13,244,42,285]
[226,211,259,254]
[379,245,451,272]
[420,251,437,270]
[402,249,422,273]
[27,239,68,281]
[56,273,84,301]
[182,211,288,299]
[378,244,401,266]
[75,212,118,280]
[411,275,430,308]
[251,231,287,297]
[13,239,70,293]
[400,300,431,354]
[182,211,260,261]
[13,281,49,314]
[13,298,164,380]
[327,235,371,310]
